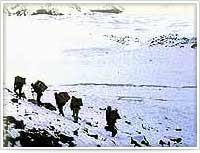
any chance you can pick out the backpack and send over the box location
[15,76,26,85]
[56,92,70,107]
[110,110,121,121]
[32,80,48,92]
[59,92,70,102]
[78,98,83,106]
[70,96,83,109]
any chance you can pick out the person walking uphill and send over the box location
[105,106,121,137]
[31,80,48,106]
[54,92,70,116]
[70,96,83,123]
[14,76,26,99]
[106,106,112,124]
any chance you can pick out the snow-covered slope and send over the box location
[4,14,196,87]
[3,81,196,147]
[2,3,197,147]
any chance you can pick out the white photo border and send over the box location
[0,0,199,150]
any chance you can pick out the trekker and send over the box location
[54,92,70,116]
[70,96,83,123]
[31,80,47,106]
[14,76,26,99]
[105,106,121,137]
[106,106,112,124]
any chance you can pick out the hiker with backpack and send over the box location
[54,92,70,116]
[105,106,121,137]
[14,76,26,99]
[31,80,47,106]
[70,96,83,123]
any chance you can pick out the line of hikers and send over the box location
[13,76,121,137]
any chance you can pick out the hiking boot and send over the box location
[111,128,117,137]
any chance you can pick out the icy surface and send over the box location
[3,6,197,147]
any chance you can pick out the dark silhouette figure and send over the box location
[105,106,121,137]
[14,76,26,99]
[31,80,47,106]
[106,106,112,124]
[54,92,70,116]
[20,92,27,100]
[70,96,83,123]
